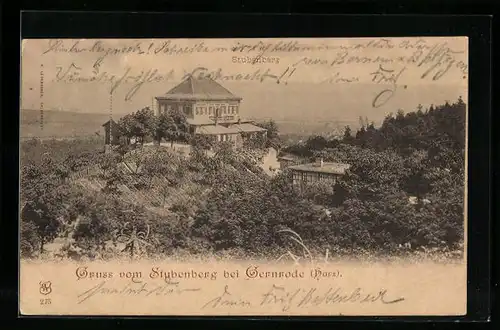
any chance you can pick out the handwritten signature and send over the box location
[370,64,407,108]
[76,280,200,304]
[201,284,404,312]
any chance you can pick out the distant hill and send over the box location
[20,109,358,139]
[21,109,116,139]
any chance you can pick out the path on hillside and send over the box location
[261,147,281,176]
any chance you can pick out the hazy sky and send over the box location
[21,37,468,124]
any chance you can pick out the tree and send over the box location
[190,134,214,152]
[213,141,237,166]
[342,125,354,143]
[242,132,267,149]
[117,114,137,144]
[306,135,328,151]
[256,120,281,150]
[157,109,190,147]
[97,152,121,177]
[133,107,157,144]
[102,168,123,195]
[20,156,68,254]
[117,107,156,145]
[141,150,178,177]
[355,126,367,146]
[301,180,335,205]
[123,148,149,175]
[20,219,41,258]
[21,201,61,253]
[402,150,432,198]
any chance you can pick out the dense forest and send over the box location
[20,97,466,262]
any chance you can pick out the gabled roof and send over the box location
[102,118,118,127]
[157,76,242,101]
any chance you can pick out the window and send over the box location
[209,106,214,115]
[167,105,172,112]
[221,105,227,114]
[196,107,201,115]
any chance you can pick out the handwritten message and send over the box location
[202,284,404,311]
[28,37,468,108]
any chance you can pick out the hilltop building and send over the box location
[154,76,267,148]
[288,158,351,190]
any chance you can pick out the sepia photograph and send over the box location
[19,37,468,316]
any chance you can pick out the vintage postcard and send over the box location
[19,37,468,316]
